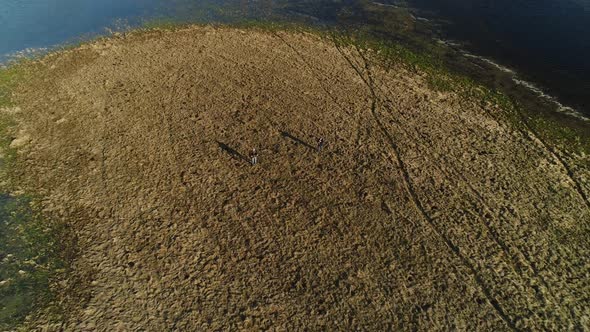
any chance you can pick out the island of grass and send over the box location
[1,25,589,330]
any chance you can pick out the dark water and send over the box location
[404,0,590,117]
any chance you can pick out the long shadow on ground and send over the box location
[217,141,250,164]
[280,131,315,151]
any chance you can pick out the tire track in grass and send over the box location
[376,74,584,329]
[332,38,519,331]
[360,42,585,329]
[270,32,361,134]
[381,98,576,314]
[517,114,590,211]
[274,32,367,151]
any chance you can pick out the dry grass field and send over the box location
[4,26,590,330]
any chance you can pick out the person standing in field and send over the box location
[317,137,325,152]
[250,148,258,166]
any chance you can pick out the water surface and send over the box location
[1,0,163,60]
[404,0,590,117]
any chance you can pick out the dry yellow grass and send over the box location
[6,26,590,330]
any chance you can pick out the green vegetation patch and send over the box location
[0,64,67,330]
[0,195,66,330]
[0,115,17,179]
[0,63,29,188]
[0,64,26,108]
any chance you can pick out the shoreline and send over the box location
[1,24,589,330]
[399,0,590,121]
[2,2,589,130]
[460,51,589,123]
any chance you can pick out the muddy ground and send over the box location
[5,26,590,330]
